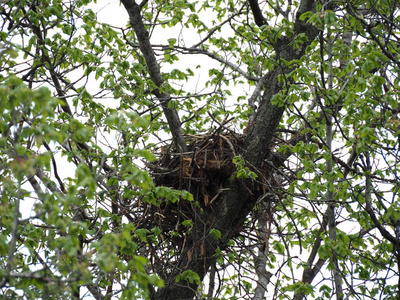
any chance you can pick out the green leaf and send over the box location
[209,228,221,240]
[273,241,285,254]
[175,270,201,285]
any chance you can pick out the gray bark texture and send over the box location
[121,0,188,152]
[120,0,320,299]
[252,200,273,300]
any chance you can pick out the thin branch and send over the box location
[173,45,260,82]
[326,29,343,300]
[364,155,397,245]
[190,8,244,49]
[253,200,273,300]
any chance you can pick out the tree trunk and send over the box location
[121,0,320,299]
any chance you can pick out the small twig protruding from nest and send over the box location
[219,134,237,157]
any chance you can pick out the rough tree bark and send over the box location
[120,0,320,299]
[253,199,273,300]
[121,0,187,152]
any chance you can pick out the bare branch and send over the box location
[173,45,260,82]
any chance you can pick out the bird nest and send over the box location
[149,132,245,207]
[136,131,276,259]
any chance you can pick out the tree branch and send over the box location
[248,0,268,27]
[174,45,260,82]
[245,0,319,166]
[253,200,273,300]
[364,155,397,244]
[121,0,187,151]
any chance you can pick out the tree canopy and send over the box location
[1,0,400,299]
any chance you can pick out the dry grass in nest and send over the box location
[149,132,245,206]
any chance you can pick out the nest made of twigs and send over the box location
[149,132,245,205]
[136,131,281,267]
